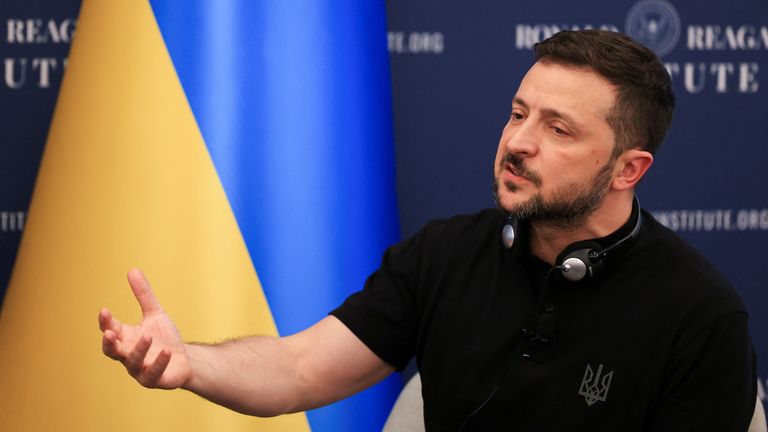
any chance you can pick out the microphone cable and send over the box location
[458,265,561,430]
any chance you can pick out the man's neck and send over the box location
[528,193,635,265]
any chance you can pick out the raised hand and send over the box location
[99,269,192,389]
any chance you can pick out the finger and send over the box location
[125,334,152,376]
[98,308,122,335]
[142,349,172,386]
[127,268,163,316]
[102,329,124,361]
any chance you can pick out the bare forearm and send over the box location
[178,317,394,417]
[182,336,308,416]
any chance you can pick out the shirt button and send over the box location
[544,302,554,312]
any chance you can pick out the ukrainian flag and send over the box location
[0,1,401,431]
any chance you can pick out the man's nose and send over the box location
[504,121,539,157]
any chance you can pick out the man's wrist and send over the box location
[180,342,204,392]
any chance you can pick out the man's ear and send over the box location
[611,149,653,191]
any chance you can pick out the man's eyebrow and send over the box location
[513,96,583,129]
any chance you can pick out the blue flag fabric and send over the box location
[149,1,402,430]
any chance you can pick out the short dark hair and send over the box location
[534,29,675,156]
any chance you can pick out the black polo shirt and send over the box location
[331,206,755,431]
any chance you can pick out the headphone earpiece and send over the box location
[558,245,603,282]
[501,215,517,249]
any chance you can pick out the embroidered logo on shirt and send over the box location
[578,363,614,406]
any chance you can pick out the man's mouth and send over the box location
[501,154,541,187]
[504,161,529,183]
[507,163,525,179]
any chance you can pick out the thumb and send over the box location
[127,268,164,316]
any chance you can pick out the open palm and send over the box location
[99,269,192,389]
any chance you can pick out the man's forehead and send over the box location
[514,61,616,120]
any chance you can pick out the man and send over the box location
[99,30,757,430]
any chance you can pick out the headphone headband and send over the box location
[502,197,642,282]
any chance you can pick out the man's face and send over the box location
[494,61,619,227]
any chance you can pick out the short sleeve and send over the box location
[330,228,430,370]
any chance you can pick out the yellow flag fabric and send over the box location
[0,0,309,430]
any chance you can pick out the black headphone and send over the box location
[501,198,642,282]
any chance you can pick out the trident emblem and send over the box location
[578,363,614,406]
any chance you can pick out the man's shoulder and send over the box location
[634,210,745,314]
[420,208,504,235]
[396,208,506,263]
[639,210,730,285]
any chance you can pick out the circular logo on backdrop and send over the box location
[625,0,681,57]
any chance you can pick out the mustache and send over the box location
[502,153,542,187]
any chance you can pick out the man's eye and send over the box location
[552,126,568,136]
[510,112,524,121]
